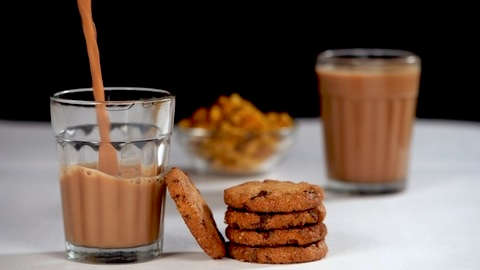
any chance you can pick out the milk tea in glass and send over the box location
[315,49,421,194]
[50,87,175,263]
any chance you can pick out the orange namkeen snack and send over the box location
[178,93,295,173]
[178,93,293,131]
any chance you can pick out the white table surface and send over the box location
[1,118,479,270]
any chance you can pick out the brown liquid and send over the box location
[58,0,165,249]
[316,66,420,183]
[60,165,165,248]
[77,0,118,175]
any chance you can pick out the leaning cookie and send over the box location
[226,222,327,246]
[227,240,328,264]
[224,179,324,212]
[225,204,326,230]
[165,167,226,259]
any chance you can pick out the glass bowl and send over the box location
[175,124,297,175]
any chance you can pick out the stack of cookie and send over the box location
[224,179,328,264]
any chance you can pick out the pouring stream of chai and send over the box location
[77,0,119,175]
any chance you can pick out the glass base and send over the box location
[65,240,162,264]
[327,178,406,195]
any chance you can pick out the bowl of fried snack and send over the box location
[176,93,297,175]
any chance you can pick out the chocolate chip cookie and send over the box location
[224,179,324,212]
[227,239,328,264]
[225,222,327,246]
[165,167,226,259]
[225,204,326,230]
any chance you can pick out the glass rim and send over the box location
[50,87,175,106]
[316,48,420,66]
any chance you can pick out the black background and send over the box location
[4,2,479,123]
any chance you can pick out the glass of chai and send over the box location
[50,87,175,263]
[315,49,421,194]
